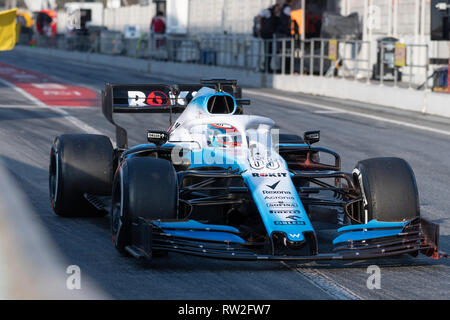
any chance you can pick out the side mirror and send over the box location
[236,99,251,106]
[304,130,320,145]
[147,130,168,146]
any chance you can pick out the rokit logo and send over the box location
[128,91,170,106]
[252,172,287,178]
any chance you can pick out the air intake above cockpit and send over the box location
[207,95,235,114]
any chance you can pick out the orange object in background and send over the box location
[290,9,303,36]
[290,9,323,38]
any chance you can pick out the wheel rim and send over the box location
[352,167,369,224]
[49,149,59,208]
[111,170,124,246]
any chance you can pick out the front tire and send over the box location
[353,157,420,223]
[111,157,178,254]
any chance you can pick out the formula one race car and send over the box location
[49,79,446,262]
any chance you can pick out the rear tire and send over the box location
[111,157,178,254]
[353,157,420,222]
[49,134,114,217]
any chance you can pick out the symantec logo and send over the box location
[128,90,170,106]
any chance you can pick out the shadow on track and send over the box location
[0,107,66,121]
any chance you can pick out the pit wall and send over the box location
[14,45,450,119]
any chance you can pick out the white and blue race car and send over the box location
[49,79,446,262]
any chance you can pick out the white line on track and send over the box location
[0,104,96,109]
[313,110,345,114]
[245,89,450,137]
[281,262,362,300]
[0,78,104,135]
[0,104,33,108]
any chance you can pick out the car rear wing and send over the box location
[101,80,243,149]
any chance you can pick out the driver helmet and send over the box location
[207,124,241,148]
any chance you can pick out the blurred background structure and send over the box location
[2,0,450,91]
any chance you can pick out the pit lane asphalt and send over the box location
[0,49,449,300]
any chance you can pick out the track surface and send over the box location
[0,49,449,300]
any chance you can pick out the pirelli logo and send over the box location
[269,210,300,214]
[274,221,305,225]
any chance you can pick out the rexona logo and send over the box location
[263,190,291,195]
[128,91,170,107]
[252,172,287,178]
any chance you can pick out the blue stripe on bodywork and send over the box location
[333,229,404,246]
[161,229,246,244]
[337,219,409,233]
[333,219,410,245]
[153,220,240,233]
[185,148,242,171]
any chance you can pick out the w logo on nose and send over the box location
[289,233,301,238]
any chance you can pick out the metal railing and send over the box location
[31,32,432,90]
[400,43,429,90]
[148,34,264,71]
